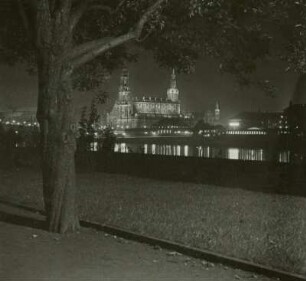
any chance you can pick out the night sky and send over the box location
[0,52,299,123]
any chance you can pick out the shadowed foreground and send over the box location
[0,204,274,281]
[1,169,306,275]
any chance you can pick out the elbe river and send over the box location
[114,143,293,163]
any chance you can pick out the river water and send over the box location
[114,143,292,163]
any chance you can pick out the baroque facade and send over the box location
[107,69,183,130]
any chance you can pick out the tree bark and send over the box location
[37,55,80,233]
[36,1,79,233]
[32,0,166,233]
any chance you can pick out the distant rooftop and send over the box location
[133,96,179,103]
[151,117,190,128]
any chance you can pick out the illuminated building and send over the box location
[107,69,182,130]
[150,118,193,136]
[203,101,220,124]
[282,102,306,137]
[227,111,281,135]
[107,69,220,135]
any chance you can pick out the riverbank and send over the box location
[1,168,305,276]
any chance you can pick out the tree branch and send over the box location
[137,29,154,42]
[71,33,135,67]
[69,0,168,67]
[70,1,90,31]
[66,37,112,60]
[134,0,167,39]
[70,1,113,31]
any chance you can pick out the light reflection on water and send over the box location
[114,143,292,163]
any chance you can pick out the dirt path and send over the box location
[0,204,274,281]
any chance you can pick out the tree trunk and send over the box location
[37,56,80,233]
[34,1,79,234]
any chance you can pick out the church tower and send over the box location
[167,69,179,102]
[215,100,220,121]
[118,68,131,102]
[116,68,133,125]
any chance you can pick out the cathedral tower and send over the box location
[116,68,133,123]
[215,100,220,121]
[118,68,131,102]
[167,69,179,102]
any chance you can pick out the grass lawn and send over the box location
[1,168,306,276]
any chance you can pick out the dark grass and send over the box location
[1,168,306,276]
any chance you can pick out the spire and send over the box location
[118,68,131,101]
[215,100,220,121]
[215,100,220,110]
[170,68,177,89]
[167,69,179,102]
[119,68,130,92]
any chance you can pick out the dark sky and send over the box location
[0,52,299,122]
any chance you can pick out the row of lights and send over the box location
[144,130,192,135]
[0,119,39,127]
[226,130,267,135]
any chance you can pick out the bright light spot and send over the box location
[229,121,240,128]
[228,148,239,160]
[176,145,181,156]
[184,145,189,156]
[152,144,156,154]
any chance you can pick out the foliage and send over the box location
[0,122,40,168]
[77,106,89,151]
[87,99,100,136]
[77,99,116,153]
[77,98,100,151]
[1,0,305,89]
[0,123,40,149]
[100,126,116,154]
